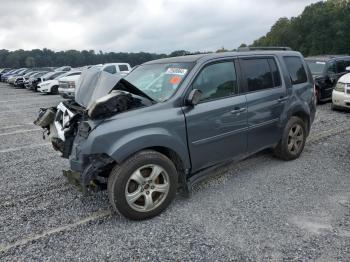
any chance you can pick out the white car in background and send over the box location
[332,66,350,110]
[37,71,77,94]
[58,63,131,99]
[58,71,82,98]
[54,66,71,72]
[100,63,131,75]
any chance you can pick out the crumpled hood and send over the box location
[75,68,123,108]
[75,68,154,109]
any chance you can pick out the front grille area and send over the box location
[59,81,69,89]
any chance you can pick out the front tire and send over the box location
[107,150,178,220]
[274,117,307,161]
[51,85,59,95]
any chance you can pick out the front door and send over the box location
[183,60,248,172]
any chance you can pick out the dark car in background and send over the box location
[306,55,350,103]
[0,68,12,80]
[14,71,40,88]
[24,71,49,90]
[1,68,27,82]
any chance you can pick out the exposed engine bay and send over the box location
[34,68,153,159]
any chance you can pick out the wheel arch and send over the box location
[105,130,191,173]
[287,106,311,135]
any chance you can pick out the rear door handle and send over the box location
[230,107,246,114]
[277,97,288,103]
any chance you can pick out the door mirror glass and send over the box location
[186,89,202,106]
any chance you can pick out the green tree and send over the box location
[251,0,350,56]
[25,56,36,67]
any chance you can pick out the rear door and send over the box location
[183,59,248,172]
[239,56,287,153]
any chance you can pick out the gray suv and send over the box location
[35,50,316,220]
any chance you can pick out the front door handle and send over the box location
[230,107,246,114]
[277,97,288,103]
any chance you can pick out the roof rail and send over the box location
[238,46,292,52]
[328,54,349,58]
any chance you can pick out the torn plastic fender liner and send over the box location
[78,154,115,193]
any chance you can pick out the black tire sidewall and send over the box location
[108,150,178,220]
[276,117,307,161]
[51,86,58,95]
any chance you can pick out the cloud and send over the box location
[0,0,320,53]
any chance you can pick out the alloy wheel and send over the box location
[125,164,170,212]
[287,124,304,154]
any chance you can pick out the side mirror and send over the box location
[346,66,350,72]
[186,89,202,106]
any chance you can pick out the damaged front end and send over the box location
[34,68,153,193]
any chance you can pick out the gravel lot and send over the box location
[0,82,349,261]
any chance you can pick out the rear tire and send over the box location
[331,103,338,111]
[274,117,307,161]
[107,150,178,220]
[315,89,321,105]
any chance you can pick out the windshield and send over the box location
[124,63,193,102]
[24,72,36,77]
[306,60,326,75]
[41,72,55,79]
[50,71,65,79]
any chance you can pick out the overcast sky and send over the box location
[0,0,320,54]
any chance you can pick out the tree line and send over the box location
[251,0,350,56]
[0,49,214,68]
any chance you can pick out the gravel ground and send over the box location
[0,83,349,261]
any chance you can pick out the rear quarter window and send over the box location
[119,65,129,72]
[284,56,308,85]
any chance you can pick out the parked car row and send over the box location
[0,62,132,98]
[305,55,350,110]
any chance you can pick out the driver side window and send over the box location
[193,61,237,102]
[327,62,336,74]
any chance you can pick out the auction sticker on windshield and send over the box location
[165,68,188,75]
[169,75,182,85]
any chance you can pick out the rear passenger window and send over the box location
[241,58,274,92]
[104,65,117,74]
[268,58,281,87]
[193,61,237,102]
[68,72,81,76]
[119,65,129,72]
[284,57,308,84]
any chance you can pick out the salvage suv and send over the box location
[35,49,316,220]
